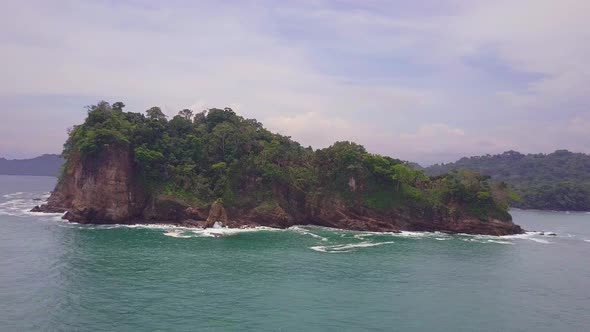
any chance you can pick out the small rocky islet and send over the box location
[34,101,523,236]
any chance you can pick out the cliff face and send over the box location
[36,145,523,235]
[39,146,146,223]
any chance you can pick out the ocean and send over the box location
[1,175,589,331]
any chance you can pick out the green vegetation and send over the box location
[62,101,512,220]
[426,150,590,211]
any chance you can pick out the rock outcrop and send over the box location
[37,147,146,224]
[206,201,228,227]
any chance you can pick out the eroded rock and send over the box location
[206,201,228,227]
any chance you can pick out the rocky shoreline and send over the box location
[32,199,523,236]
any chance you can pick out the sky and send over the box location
[1,0,589,165]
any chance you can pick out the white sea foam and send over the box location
[584,239,590,243]
[0,198,49,217]
[169,225,280,238]
[383,230,451,239]
[457,231,555,244]
[309,246,331,253]
[2,192,24,198]
[486,240,514,245]
[288,226,452,241]
[163,230,193,238]
[288,226,328,241]
[0,191,63,220]
[50,220,280,237]
[528,238,552,244]
[460,238,512,245]
[199,226,276,237]
[397,231,431,238]
[310,241,395,253]
[293,226,548,246]
[500,232,554,243]
[353,233,373,240]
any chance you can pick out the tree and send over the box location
[212,122,236,161]
[178,109,193,121]
[206,108,236,129]
[146,107,167,121]
[392,164,415,189]
[86,100,111,112]
[134,146,164,178]
[193,110,206,124]
[112,102,126,111]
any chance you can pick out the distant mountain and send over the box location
[425,150,590,211]
[0,154,63,177]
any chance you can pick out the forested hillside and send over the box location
[0,154,62,176]
[426,150,590,211]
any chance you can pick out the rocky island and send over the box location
[34,101,523,235]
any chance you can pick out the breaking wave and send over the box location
[310,241,395,253]
[0,191,64,221]
[288,226,328,241]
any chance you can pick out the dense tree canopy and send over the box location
[425,150,590,211]
[62,101,512,220]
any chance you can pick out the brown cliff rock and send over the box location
[244,204,292,228]
[185,206,208,220]
[206,201,228,227]
[35,146,146,223]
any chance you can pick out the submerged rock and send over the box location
[178,219,208,228]
[30,204,66,214]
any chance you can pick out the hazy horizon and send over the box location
[1,1,589,165]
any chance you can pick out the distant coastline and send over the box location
[424,150,590,212]
[0,154,62,177]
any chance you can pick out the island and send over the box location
[34,101,523,235]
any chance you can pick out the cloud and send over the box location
[265,112,355,148]
[401,123,465,139]
[0,0,589,163]
[444,0,590,111]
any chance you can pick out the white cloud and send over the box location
[265,111,356,148]
[444,0,590,110]
[401,123,465,139]
[0,0,589,162]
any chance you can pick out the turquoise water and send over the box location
[1,175,589,331]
